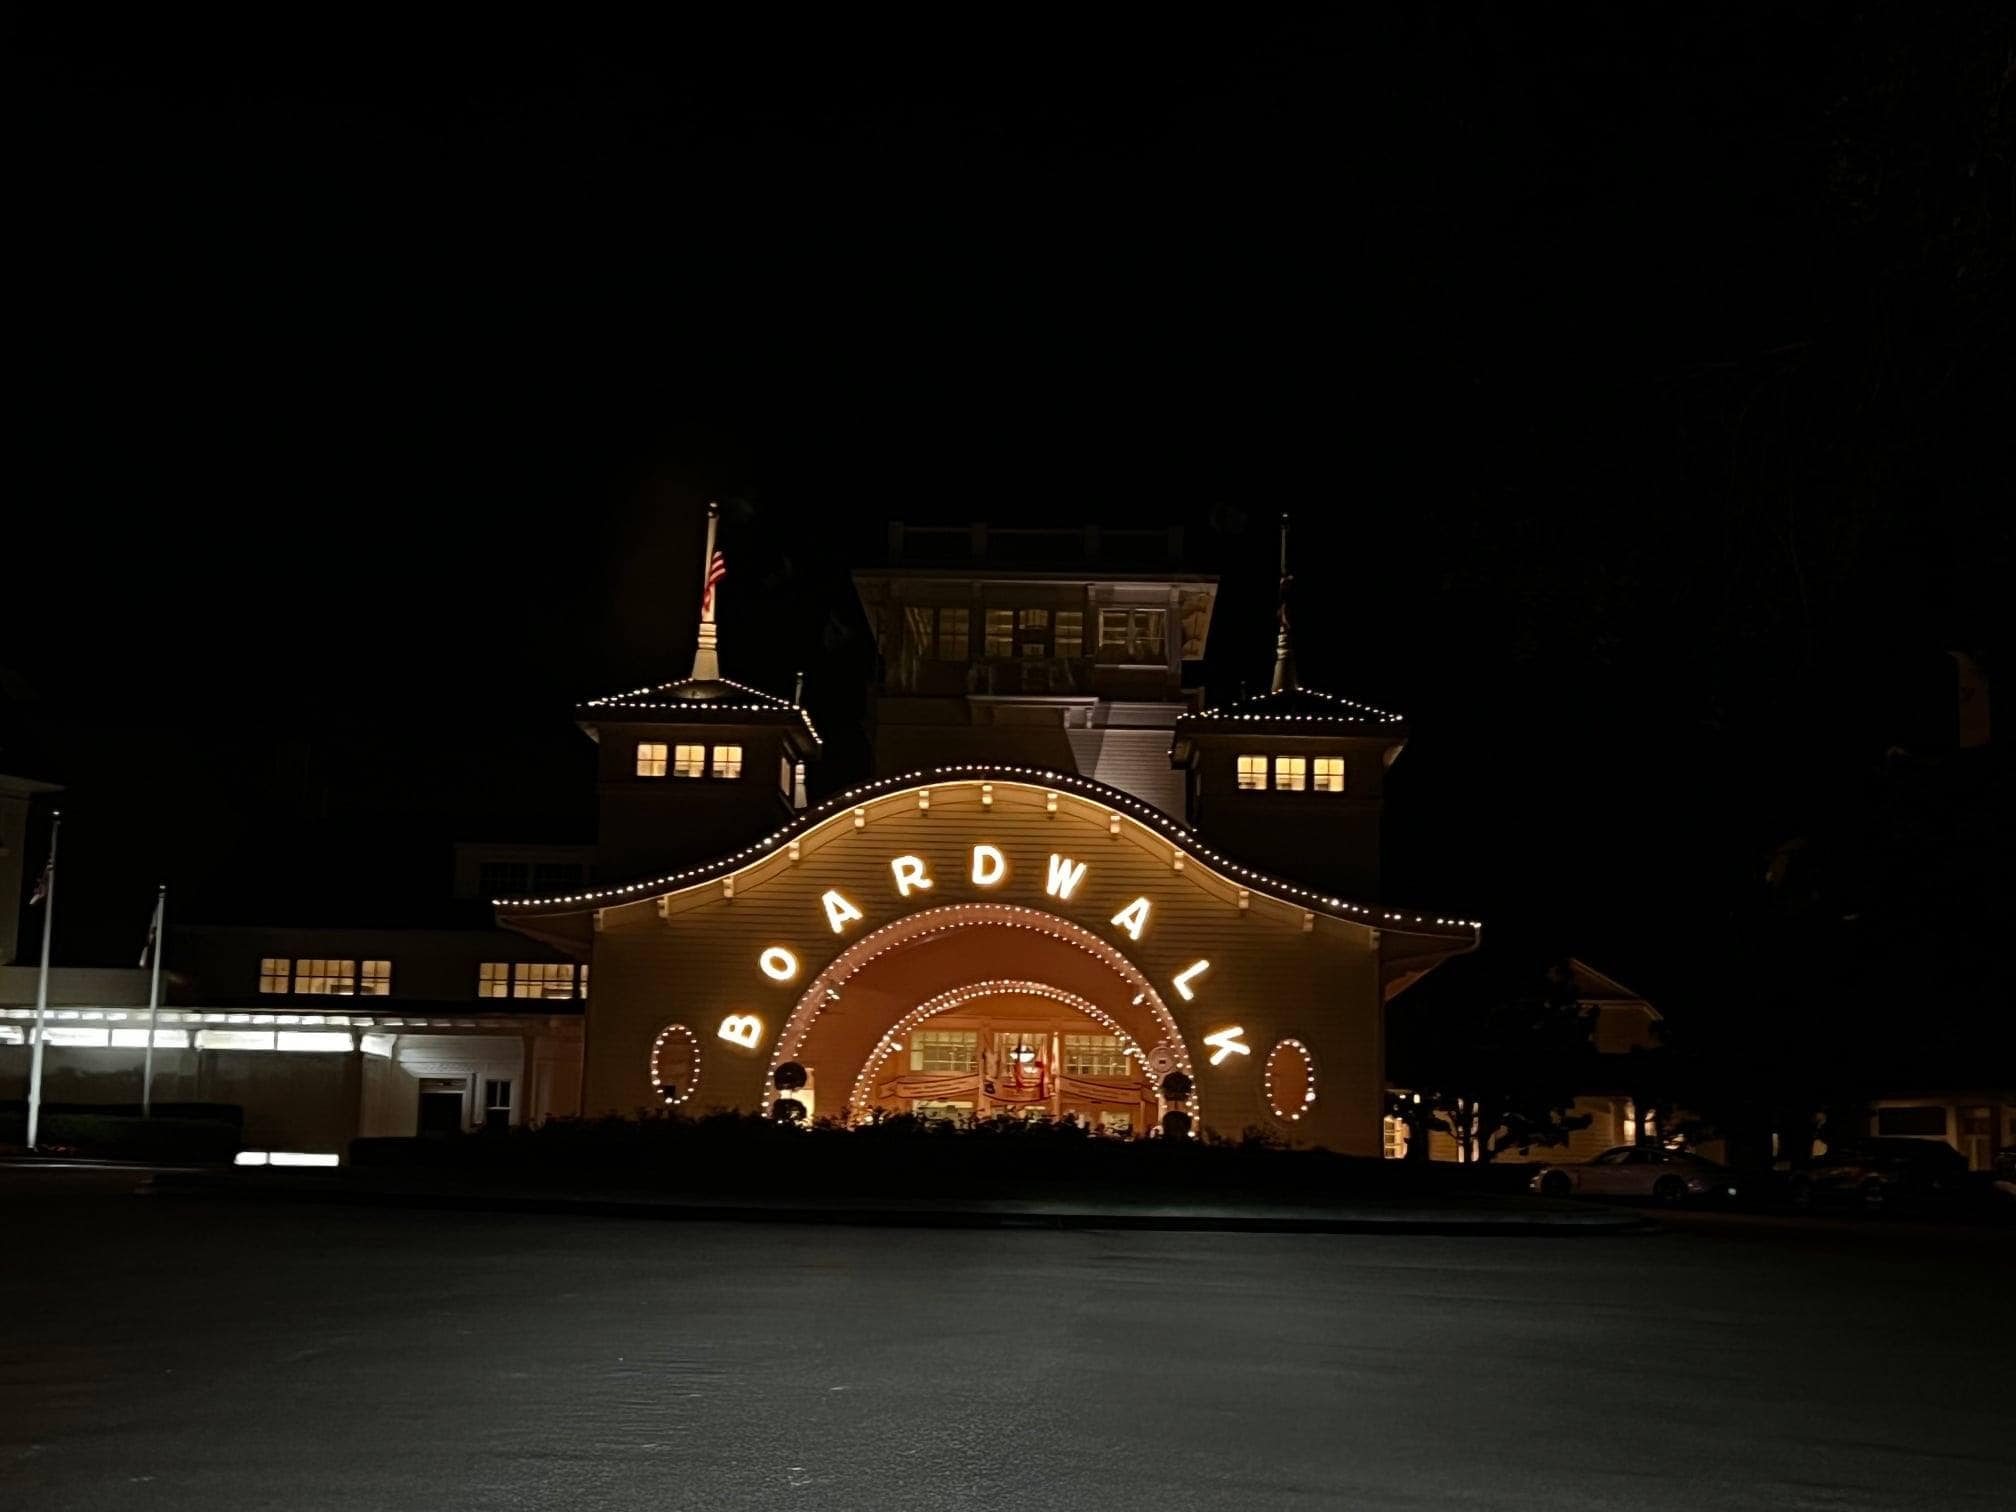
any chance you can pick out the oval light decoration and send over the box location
[1265,1038,1316,1122]
[649,1024,701,1106]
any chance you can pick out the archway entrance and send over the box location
[845,980,1163,1132]
[766,904,1195,1129]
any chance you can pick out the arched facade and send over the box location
[502,772,1476,1152]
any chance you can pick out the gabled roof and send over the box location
[1568,959,1660,1015]
[582,675,791,710]
[1172,685,1406,743]
[576,677,821,746]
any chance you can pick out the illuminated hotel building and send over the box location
[9,519,2008,1166]
[496,516,1479,1151]
[1,517,1480,1156]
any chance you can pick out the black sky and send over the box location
[7,10,2008,1017]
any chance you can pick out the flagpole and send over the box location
[26,813,61,1152]
[142,884,166,1119]
[690,500,722,680]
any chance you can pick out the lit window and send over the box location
[984,608,1015,658]
[1063,1034,1130,1077]
[513,963,577,1000]
[911,1028,978,1073]
[779,754,794,795]
[360,960,392,997]
[1236,755,1269,790]
[1097,607,1167,661]
[636,742,668,777]
[1017,607,1050,657]
[293,959,358,995]
[1274,756,1307,791]
[1383,1116,1408,1160]
[711,744,743,779]
[579,964,590,1000]
[1313,757,1345,793]
[483,1079,513,1132]
[1055,609,1084,658]
[259,957,291,993]
[992,1031,1044,1072]
[673,743,706,778]
[937,607,969,661]
[477,963,511,999]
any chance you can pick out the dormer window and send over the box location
[1236,755,1268,789]
[673,744,707,778]
[711,744,744,779]
[1273,756,1307,791]
[1313,757,1346,793]
[636,742,668,777]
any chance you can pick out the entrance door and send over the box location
[418,1078,466,1135]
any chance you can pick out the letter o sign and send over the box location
[759,946,799,982]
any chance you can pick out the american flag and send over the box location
[140,895,162,968]
[28,852,51,907]
[701,549,727,615]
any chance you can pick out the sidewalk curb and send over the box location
[139,1172,1656,1236]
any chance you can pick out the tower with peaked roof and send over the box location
[1167,515,1406,901]
[578,503,820,880]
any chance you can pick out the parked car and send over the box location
[1787,1138,1970,1213]
[1529,1145,1741,1206]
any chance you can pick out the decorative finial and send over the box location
[690,501,726,681]
[1270,511,1298,693]
[793,670,805,706]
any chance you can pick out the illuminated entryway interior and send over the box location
[768,905,1194,1130]
[849,982,1161,1131]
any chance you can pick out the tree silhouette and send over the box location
[1389,948,1597,1163]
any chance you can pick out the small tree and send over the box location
[773,1062,808,1093]
[1160,1071,1193,1103]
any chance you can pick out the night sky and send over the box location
[7,12,2008,1034]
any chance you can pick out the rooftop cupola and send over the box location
[1169,513,1408,901]
[576,502,819,880]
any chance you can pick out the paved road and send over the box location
[2,1171,2010,1511]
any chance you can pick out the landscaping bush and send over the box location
[0,1109,241,1163]
[341,1107,1523,1205]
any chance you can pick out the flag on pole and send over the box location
[28,852,51,907]
[701,549,727,615]
[140,896,162,968]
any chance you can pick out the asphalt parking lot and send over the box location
[2,1168,2011,1511]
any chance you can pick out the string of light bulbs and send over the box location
[492,767,1481,933]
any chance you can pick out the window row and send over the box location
[906,1029,1132,1077]
[478,962,590,1000]
[904,606,1168,663]
[256,959,591,1000]
[1235,755,1346,793]
[259,958,392,996]
[636,742,742,779]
